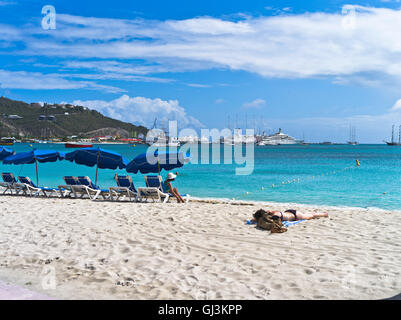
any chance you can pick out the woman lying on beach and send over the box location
[250,209,328,233]
[252,209,287,233]
[163,172,185,203]
[252,209,328,222]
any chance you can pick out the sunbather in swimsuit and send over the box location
[252,209,287,233]
[253,209,328,222]
[272,209,297,221]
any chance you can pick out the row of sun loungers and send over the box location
[0,172,190,203]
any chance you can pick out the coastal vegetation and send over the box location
[0,97,147,139]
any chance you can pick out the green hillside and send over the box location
[0,97,147,139]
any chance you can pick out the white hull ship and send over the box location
[152,136,181,147]
[178,136,210,144]
[257,129,302,146]
[146,130,181,147]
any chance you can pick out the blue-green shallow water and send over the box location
[1,143,401,210]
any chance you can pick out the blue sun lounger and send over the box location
[109,175,138,201]
[137,187,170,203]
[58,176,80,198]
[144,175,190,203]
[134,175,168,203]
[1,173,26,195]
[76,176,110,201]
[18,176,58,197]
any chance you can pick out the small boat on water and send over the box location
[0,137,15,146]
[65,142,93,148]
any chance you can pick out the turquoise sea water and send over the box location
[1,143,401,210]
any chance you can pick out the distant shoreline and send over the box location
[4,142,395,146]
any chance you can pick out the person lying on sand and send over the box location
[252,209,288,233]
[163,172,185,203]
[251,209,328,223]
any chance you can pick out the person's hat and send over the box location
[166,172,177,181]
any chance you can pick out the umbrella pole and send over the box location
[35,158,39,186]
[95,150,100,186]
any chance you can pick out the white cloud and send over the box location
[243,98,266,109]
[0,69,124,92]
[2,4,401,91]
[10,5,401,87]
[62,59,217,77]
[0,1,16,6]
[72,94,204,130]
[4,5,401,92]
[186,83,211,88]
[66,72,173,84]
[166,18,253,35]
[0,23,21,41]
[391,98,401,111]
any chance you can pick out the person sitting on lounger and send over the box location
[163,172,185,203]
[251,208,328,222]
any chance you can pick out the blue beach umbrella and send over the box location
[126,151,190,174]
[0,147,15,160]
[64,147,128,185]
[3,149,65,185]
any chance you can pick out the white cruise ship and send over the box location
[257,128,302,146]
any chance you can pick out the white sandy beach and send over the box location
[0,195,400,300]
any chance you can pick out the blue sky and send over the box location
[2,1,401,142]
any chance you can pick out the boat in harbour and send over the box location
[257,129,302,146]
[65,142,93,148]
[347,125,358,145]
[146,117,181,147]
[147,132,181,147]
[384,125,401,146]
[222,128,255,145]
[152,136,181,147]
[0,137,15,146]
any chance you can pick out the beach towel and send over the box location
[282,220,305,227]
[246,219,305,227]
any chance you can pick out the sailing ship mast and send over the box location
[384,124,401,146]
[392,125,394,144]
[347,125,358,145]
[398,126,401,145]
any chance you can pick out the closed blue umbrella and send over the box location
[0,147,15,160]
[65,147,127,185]
[3,149,65,185]
[126,151,190,174]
